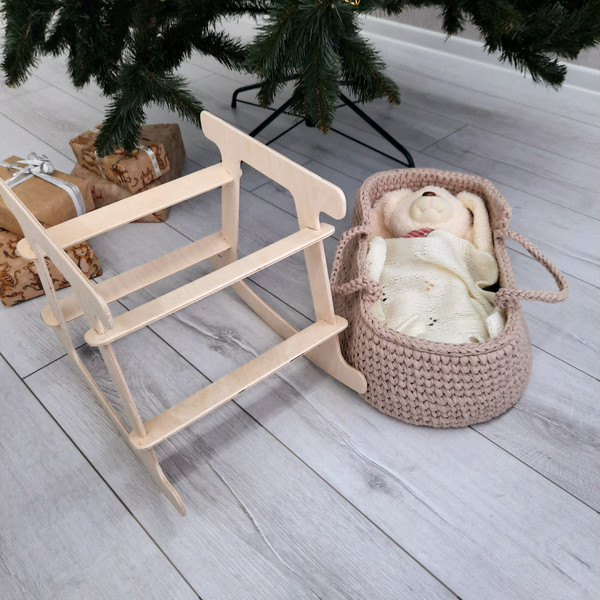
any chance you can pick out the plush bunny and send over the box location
[370,185,494,254]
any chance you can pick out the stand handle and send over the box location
[495,229,568,308]
[330,226,569,310]
[330,226,382,301]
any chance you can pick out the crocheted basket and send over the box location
[330,169,568,428]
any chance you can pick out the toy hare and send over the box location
[369,185,494,254]
[366,185,504,343]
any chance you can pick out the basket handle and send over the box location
[330,225,382,301]
[495,229,568,308]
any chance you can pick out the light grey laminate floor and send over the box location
[1,20,598,600]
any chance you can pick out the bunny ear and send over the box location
[457,191,494,254]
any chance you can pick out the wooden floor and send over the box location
[1,21,599,600]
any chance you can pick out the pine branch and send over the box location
[246,0,400,132]
[1,0,59,86]
[191,30,247,70]
[338,31,401,105]
[2,0,599,151]
[95,65,203,155]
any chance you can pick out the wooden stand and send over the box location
[0,112,367,516]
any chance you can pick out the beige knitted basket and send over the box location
[330,169,568,428]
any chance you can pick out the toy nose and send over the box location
[409,194,453,224]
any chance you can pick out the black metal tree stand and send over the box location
[231,81,415,168]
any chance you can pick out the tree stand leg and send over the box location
[230,82,415,168]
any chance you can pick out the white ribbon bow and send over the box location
[0,153,86,216]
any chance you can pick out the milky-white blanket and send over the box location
[366,231,505,343]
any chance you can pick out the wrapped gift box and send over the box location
[0,156,95,237]
[70,126,171,193]
[0,227,102,307]
[71,123,186,223]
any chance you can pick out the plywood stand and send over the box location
[1,112,367,516]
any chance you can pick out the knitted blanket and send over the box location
[366,230,505,343]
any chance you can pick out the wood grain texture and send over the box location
[42,232,231,326]
[0,87,104,160]
[242,279,600,513]
[252,161,361,237]
[130,317,347,449]
[167,185,598,382]
[3,110,364,516]
[257,100,600,287]
[170,186,337,299]
[31,54,212,112]
[25,329,456,600]
[0,76,49,103]
[0,113,74,174]
[21,164,233,254]
[255,202,596,380]
[475,347,600,511]
[251,136,600,290]
[257,115,403,188]
[143,74,310,193]
[510,250,600,378]
[0,289,85,377]
[0,356,198,600]
[374,35,600,127]
[253,155,600,286]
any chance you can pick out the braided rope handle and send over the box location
[330,225,382,301]
[495,229,568,308]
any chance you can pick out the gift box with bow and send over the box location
[71,123,186,223]
[0,154,95,237]
[0,227,101,307]
[70,126,171,194]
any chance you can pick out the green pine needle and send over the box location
[2,0,599,148]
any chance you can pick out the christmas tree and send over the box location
[2,0,599,154]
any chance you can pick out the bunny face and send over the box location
[369,185,494,254]
[408,189,455,225]
[382,186,473,242]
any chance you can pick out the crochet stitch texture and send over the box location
[330,169,567,428]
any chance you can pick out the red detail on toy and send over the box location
[403,228,434,238]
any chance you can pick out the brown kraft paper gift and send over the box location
[0,227,102,307]
[71,123,186,223]
[0,157,95,237]
[70,126,171,193]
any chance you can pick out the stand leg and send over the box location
[46,323,187,515]
[230,83,416,167]
[303,243,367,393]
[97,344,186,516]
[228,281,367,393]
[231,83,262,108]
[338,93,415,168]
[249,97,296,138]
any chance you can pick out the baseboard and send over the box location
[360,16,600,95]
